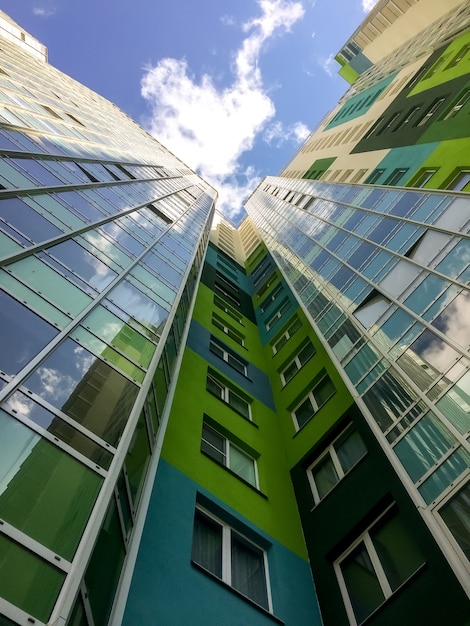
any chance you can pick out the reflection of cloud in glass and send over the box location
[73,344,96,375]
[5,393,34,418]
[37,367,76,405]
[433,291,470,352]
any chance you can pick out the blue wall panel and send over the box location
[123,460,322,626]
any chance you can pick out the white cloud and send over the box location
[220,14,236,27]
[361,0,379,12]
[320,53,336,77]
[33,5,56,17]
[263,120,310,147]
[141,0,305,219]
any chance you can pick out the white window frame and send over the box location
[260,283,283,313]
[209,337,247,376]
[213,295,243,324]
[415,97,447,127]
[206,373,252,420]
[292,375,335,430]
[256,271,277,298]
[212,313,245,346]
[441,89,470,120]
[215,271,239,291]
[192,507,272,611]
[334,506,425,625]
[307,425,367,504]
[280,341,316,385]
[201,422,258,487]
[265,298,290,331]
[272,317,302,354]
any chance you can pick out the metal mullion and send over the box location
[0,405,107,477]
[0,192,202,404]
[13,388,116,452]
[0,518,71,574]
[0,181,197,267]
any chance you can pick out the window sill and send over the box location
[191,561,284,624]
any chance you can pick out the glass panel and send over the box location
[419,449,470,504]
[436,239,470,280]
[436,371,470,434]
[337,430,367,473]
[295,397,314,429]
[283,361,299,384]
[432,291,470,350]
[0,410,102,559]
[192,511,223,578]
[130,265,177,306]
[125,412,151,506]
[315,376,336,406]
[354,295,390,329]
[71,327,146,383]
[79,231,132,271]
[0,533,65,622]
[3,392,113,469]
[8,256,92,316]
[363,369,417,431]
[341,542,384,623]
[0,196,62,242]
[379,259,421,299]
[49,239,117,291]
[85,500,126,626]
[433,198,470,231]
[231,532,268,608]
[201,424,226,464]
[394,413,456,482]
[439,482,470,560]
[0,288,58,375]
[371,512,424,591]
[312,454,339,499]
[404,275,448,316]
[25,339,139,446]
[82,306,155,368]
[107,280,169,336]
[230,446,255,485]
[228,390,250,419]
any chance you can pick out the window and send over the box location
[414,97,447,127]
[210,336,247,376]
[441,89,470,120]
[377,112,402,135]
[272,317,302,354]
[438,481,470,561]
[260,283,283,313]
[392,105,421,131]
[445,43,470,69]
[446,170,470,192]
[307,425,367,504]
[214,284,240,307]
[212,313,245,346]
[215,271,239,291]
[280,341,316,385]
[384,168,408,185]
[411,168,438,187]
[292,374,335,430]
[256,272,277,298]
[335,507,425,625]
[265,298,290,331]
[365,169,385,184]
[201,421,257,487]
[206,371,251,420]
[192,508,270,610]
[214,295,243,324]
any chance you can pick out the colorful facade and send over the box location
[0,2,469,626]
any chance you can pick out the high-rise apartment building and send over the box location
[0,2,469,626]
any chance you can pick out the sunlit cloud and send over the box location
[263,120,310,147]
[361,0,379,12]
[141,0,305,219]
[319,53,336,77]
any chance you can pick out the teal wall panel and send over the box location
[123,460,322,626]
[365,143,439,185]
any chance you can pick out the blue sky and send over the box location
[3,0,378,219]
